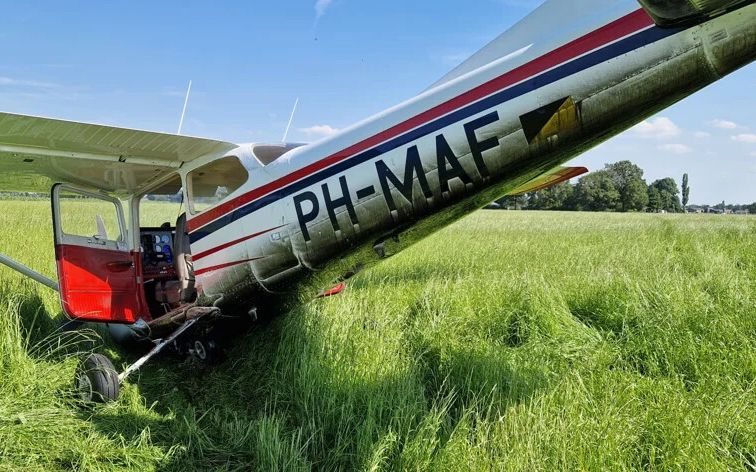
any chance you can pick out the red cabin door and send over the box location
[52,184,143,324]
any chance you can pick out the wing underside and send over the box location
[0,112,237,196]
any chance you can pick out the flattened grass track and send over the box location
[0,201,754,471]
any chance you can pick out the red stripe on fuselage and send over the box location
[188,9,654,234]
[192,225,285,262]
[194,257,263,276]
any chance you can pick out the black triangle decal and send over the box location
[519,97,569,144]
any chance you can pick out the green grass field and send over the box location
[0,201,754,471]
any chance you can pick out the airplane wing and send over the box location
[0,112,238,196]
[507,166,588,196]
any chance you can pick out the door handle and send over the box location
[107,261,134,272]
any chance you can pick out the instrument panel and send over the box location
[140,229,176,280]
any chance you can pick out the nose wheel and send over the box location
[72,307,224,405]
[188,338,221,364]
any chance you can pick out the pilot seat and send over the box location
[153,213,196,308]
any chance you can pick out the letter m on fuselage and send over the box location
[375,145,432,213]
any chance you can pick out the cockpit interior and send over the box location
[138,177,196,316]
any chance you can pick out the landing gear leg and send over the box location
[117,317,200,383]
[73,316,203,404]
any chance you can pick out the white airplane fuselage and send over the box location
[181,0,755,310]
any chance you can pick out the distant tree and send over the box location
[681,173,690,210]
[496,194,529,210]
[529,182,575,210]
[604,161,648,212]
[748,202,756,215]
[493,195,517,209]
[647,186,662,212]
[649,178,682,212]
[526,192,543,210]
[514,194,529,210]
[574,171,620,212]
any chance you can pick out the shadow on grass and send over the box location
[17,291,64,345]
[5,278,550,469]
[79,296,549,471]
[349,262,462,289]
[404,299,547,414]
[12,290,100,362]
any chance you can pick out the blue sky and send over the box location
[1,0,753,204]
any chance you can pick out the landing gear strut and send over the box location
[74,306,221,403]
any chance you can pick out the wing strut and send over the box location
[282,97,300,143]
[0,253,59,291]
[177,80,193,135]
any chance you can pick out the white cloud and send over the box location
[710,119,739,129]
[300,124,340,138]
[693,131,711,138]
[0,76,59,89]
[315,0,334,18]
[658,143,692,154]
[632,117,681,139]
[0,76,83,101]
[732,134,756,144]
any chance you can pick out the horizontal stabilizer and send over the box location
[507,166,588,196]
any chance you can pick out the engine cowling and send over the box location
[638,0,748,26]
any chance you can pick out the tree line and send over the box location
[495,160,756,214]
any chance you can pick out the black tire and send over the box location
[191,339,221,364]
[75,354,120,403]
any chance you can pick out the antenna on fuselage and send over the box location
[282,97,299,143]
[177,80,192,135]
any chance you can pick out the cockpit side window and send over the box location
[186,156,249,214]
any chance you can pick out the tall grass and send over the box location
[0,201,754,470]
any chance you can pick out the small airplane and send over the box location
[0,0,753,402]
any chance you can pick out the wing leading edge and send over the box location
[0,112,238,196]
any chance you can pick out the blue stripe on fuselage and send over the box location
[191,24,680,244]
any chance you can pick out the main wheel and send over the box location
[190,338,220,364]
[75,354,120,403]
